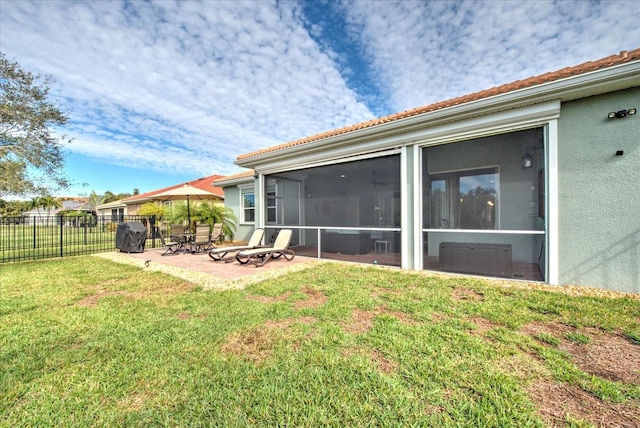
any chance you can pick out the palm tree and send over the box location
[29,196,43,217]
[195,202,237,241]
[39,195,62,215]
[86,191,105,214]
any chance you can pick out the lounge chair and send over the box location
[157,228,181,256]
[191,224,213,253]
[235,229,295,267]
[208,228,264,262]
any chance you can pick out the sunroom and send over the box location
[237,98,560,283]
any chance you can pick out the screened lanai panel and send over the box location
[265,154,401,266]
[422,128,546,280]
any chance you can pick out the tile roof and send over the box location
[214,169,255,185]
[123,174,225,203]
[237,49,640,161]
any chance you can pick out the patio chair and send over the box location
[170,224,185,240]
[157,228,181,256]
[208,228,264,262]
[191,224,213,254]
[235,229,295,267]
[211,223,223,244]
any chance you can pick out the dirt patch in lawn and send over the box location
[76,290,127,307]
[264,316,318,329]
[342,346,398,375]
[246,286,328,310]
[452,286,484,301]
[514,321,640,425]
[343,309,378,334]
[369,348,398,374]
[342,306,417,334]
[521,321,640,384]
[528,380,640,427]
[293,286,328,310]
[222,317,318,363]
[221,327,274,363]
[247,291,291,303]
[467,317,501,335]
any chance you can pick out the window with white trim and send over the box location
[240,188,255,223]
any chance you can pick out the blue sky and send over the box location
[2,0,639,197]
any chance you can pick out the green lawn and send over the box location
[1,258,639,427]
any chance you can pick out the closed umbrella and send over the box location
[154,184,220,226]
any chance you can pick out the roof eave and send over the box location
[236,60,640,169]
[214,176,255,187]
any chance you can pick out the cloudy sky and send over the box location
[2,0,639,197]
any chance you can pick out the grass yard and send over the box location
[1,258,639,427]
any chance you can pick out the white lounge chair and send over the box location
[208,228,264,262]
[235,229,295,267]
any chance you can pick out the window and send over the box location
[241,189,255,223]
[266,182,278,223]
[429,167,498,229]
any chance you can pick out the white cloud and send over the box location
[342,0,640,110]
[1,0,373,178]
[1,0,639,187]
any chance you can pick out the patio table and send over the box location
[171,233,194,253]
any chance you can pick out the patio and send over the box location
[93,247,320,290]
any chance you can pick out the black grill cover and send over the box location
[115,222,147,253]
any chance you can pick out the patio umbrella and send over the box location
[154,184,220,226]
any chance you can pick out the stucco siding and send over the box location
[223,185,254,242]
[557,88,640,292]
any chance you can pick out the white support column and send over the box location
[412,144,423,270]
[255,173,265,230]
[547,120,559,285]
[400,146,410,269]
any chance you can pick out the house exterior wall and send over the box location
[230,69,639,292]
[222,184,255,242]
[557,87,640,292]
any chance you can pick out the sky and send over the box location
[1,0,639,198]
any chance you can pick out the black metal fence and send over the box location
[0,215,166,263]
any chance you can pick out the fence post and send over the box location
[33,218,37,249]
[150,215,156,248]
[60,215,63,258]
[84,214,88,245]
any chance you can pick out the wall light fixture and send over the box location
[608,108,636,119]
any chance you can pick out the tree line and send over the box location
[0,189,139,217]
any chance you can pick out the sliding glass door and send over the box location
[422,127,546,280]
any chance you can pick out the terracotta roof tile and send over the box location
[238,49,640,161]
[123,174,226,202]
[214,170,255,184]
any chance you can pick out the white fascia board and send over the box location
[407,100,561,146]
[250,101,559,174]
[215,176,255,188]
[236,60,640,169]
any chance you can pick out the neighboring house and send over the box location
[115,174,225,216]
[218,49,640,293]
[23,198,92,224]
[96,199,128,223]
